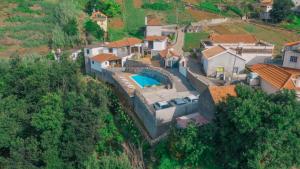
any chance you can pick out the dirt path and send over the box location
[172,28,185,56]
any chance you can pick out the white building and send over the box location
[202,34,274,65]
[259,0,273,20]
[201,45,246,78]
[250,64,300,100]
[282,41,300,69]
[159,48,181,68]
[144,36,168,56]
[90,53,121,72]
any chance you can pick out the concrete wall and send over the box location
[261,79,278,94]
[91,60,106,72]
[198,89,216,120]
[186,69,210,93]
[84,47,106,58]
[242,53,272,65]
[205,52,246,77]
[191,18,228,27]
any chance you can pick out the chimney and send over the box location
[145,16,148,26]
[295,76,300,88]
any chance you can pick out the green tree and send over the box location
[85,0,121,17]
[270,0,295,23]
[214,85,300,169]
[84,19,105,40]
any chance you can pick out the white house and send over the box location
[259,0,273,20]
[90,53,122,72]
[201,45,246,78]
[282,41,300,69]
[145,16,177,37]
[107,37,144,66]
[250,64,300,100]
[84,43,108,58]
[179,57,188,77]
[144,36,168,56]
[202,34,274,65]
[159,48,181,68]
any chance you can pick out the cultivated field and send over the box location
[206,21,300,55]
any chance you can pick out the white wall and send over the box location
[91,60,108,72]
[205,52,246,76]
[241,53,273,65]
[84,47,105,58]
[153,40,167,51]
[146,26,162,36]
[261,79,279,94]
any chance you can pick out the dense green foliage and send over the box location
[155,85,300,169]
[142,2,173,11]
[270,0,295,23]
[198,2,221,14]
[227,6,244,17]
[0,56,132,169]
[85,0,121,17]
[215,85,300,169]
[85,20,105,41]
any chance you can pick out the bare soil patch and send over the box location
[187,8,221,21]
[133,0,142,8]
[109,18,124,29]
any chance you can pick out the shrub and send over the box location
[227,5,244,17]
[198,2,221,14]
[84,20,104,40]
[142,2,173,11]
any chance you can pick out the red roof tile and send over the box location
[159,48,180,58]
[91,53,120,62]
[250,64,300,90]
[202,45,227,59]
[108,38,142,48]
[285,41,300,47]
[145,36,167,41]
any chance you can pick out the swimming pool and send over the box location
[130,74,161,88]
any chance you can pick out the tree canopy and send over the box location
[85,0,121,17]
[0,55,131,169]
[270,0,295,23]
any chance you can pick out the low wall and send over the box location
[186,69,213,93]
[191,18,229,27]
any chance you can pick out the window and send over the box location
[86,49,90,54]
[290,56,298,63]
[109,48,113,53]
[92,61,94,64]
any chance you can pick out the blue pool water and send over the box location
[131,74,161,88]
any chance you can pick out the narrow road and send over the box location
[172,28,185,55]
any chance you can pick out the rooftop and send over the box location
[108,37,142,48]
[202,45,227,59]
[285,41,300,47]
[176,112,209,128]
[159,48,180,58]
[208,85,237,104]
[250,64,300,90]
[91,53,120,62]
[209,34,257,44]
[146,17,161,26]
[145,36,167,41]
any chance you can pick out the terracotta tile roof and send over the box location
[147,17,161,26]
[108,38,142,48]
[145,36,167,41]
[285,41,300,47]
[91,11,107,18]
[260,0,273,5]
[209,34,257,44]
[250,64,300,90]
[91,53,120,62]
[202,45,227,59]
[159,48,180,58]
[208,85,237,104]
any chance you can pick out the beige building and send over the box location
[91,11,108,32]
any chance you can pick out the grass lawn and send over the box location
[183,32,210,51]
